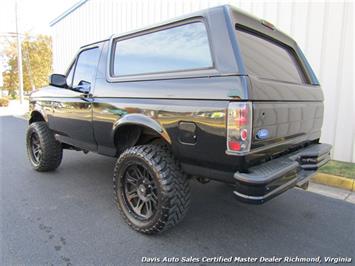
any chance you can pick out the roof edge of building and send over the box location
[49,0,89,27]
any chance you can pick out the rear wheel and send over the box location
[113,144,190,234]
[26,122,63,171]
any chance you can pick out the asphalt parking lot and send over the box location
[1,116,354,265]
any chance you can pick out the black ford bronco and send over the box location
[27,5,331,234]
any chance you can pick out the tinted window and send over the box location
[236,30,304,84]
[72,47,100,87]
[113,22,212,76]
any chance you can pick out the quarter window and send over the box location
[112,22,213,76]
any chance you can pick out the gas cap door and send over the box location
[178,122,197,144]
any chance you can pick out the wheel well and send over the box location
[29,111,45,124]
[114,124,169,155]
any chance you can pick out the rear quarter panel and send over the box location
[92,77,247,174]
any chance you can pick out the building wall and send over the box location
[51,0,354,162]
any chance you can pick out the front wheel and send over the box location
[26,122,63,172]
[113,144,191,234]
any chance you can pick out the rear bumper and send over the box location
[233,143,332,204]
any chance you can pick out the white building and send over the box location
[50,0,354,163]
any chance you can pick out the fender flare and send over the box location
[29,106,48,123]
[112,114,172,144]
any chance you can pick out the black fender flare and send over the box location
[112,114,172,145]
[29,105,48,123]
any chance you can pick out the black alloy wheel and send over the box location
[122,163,158,220]
[29,132,42,165]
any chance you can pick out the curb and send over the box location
[311,173,355,191]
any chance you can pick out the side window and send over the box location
[112,22,213,76]
[72,47,101,88]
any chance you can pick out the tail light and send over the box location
[226,102,252,155]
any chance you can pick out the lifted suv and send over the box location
[27,5,331,234]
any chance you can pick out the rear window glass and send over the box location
[236,29,304,84]
[112,22,212,76]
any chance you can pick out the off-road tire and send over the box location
[26,122,63,172]
[113,144,191,234]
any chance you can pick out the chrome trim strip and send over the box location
[233,177,296,200]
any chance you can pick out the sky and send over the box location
[0,0,78,35]
[0,0,78,84]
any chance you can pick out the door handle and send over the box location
[81,93,93,102]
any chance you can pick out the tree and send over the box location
[2,34,52,93]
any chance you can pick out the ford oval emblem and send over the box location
[256,129,269,140]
